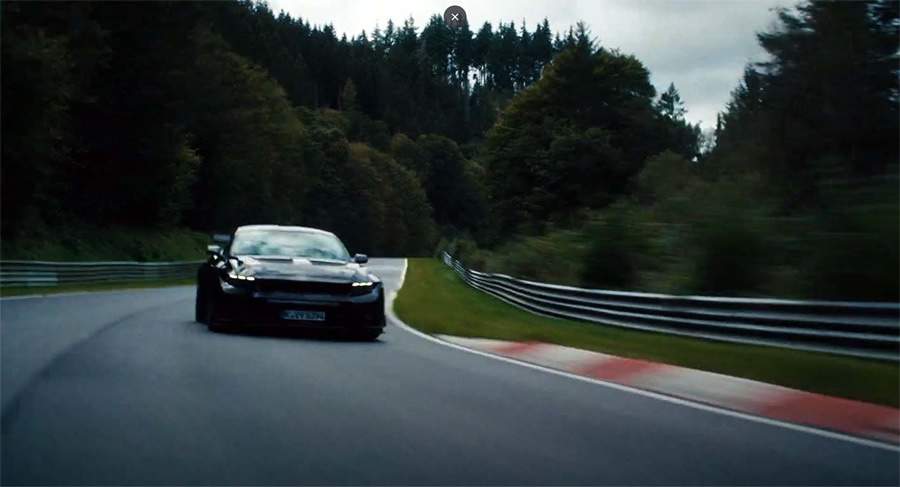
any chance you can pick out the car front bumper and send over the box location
[214,280,385,330]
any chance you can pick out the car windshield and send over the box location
[229,229,350,262]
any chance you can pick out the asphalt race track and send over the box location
[2,259,898,485]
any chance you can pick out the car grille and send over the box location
[256,279,351,295]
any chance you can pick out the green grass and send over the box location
[2,226,207,261]
[0,278,195,297]
[395,258,900,407]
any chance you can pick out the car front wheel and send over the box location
[199,285,228,332]
[195,284,207,324]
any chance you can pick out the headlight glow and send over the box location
[227,269,255,281]
[352,281,374,287]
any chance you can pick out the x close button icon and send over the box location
[443,5,467,29]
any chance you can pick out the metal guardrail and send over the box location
[0,260,203,288]
[442,253,900,361]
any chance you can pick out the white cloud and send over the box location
[268,0,792,129]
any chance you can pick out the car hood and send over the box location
[230,255,372,283]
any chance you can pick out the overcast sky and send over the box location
[268,0,792,129]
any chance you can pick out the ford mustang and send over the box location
[195,225,384,340]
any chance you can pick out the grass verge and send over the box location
[0,278,195,297]
[1,226,207,261]
[394,258,899,407]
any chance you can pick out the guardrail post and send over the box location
[0,260,203,289]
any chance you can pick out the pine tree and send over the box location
[656,83,686,120]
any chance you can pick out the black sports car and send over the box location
[195,225,384,340]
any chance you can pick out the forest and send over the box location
[2,0,897,300]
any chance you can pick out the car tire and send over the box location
[204,288,226,332]
[195,284,207,324]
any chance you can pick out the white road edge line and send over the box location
[387,258,899,453]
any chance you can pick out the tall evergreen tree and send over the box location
[656,83,686,120]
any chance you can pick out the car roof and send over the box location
[234,225,335,236]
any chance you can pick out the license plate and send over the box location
[280,310,326,322]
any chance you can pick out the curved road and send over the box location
[2,259,898,484]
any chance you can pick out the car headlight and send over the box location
[227,269,255,281]
[350,281,378,295]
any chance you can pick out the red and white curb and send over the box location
[437,335,900,445]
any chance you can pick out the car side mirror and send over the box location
[207,244,223,257]
[353,253,368,264]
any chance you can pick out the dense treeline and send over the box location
[2,1,495,255]
[455,0,898,300]
[4,1,895,299]
[700,0,899,299]
[483,31,700,238]
[6,1,663,257]
[207,4,576,142]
